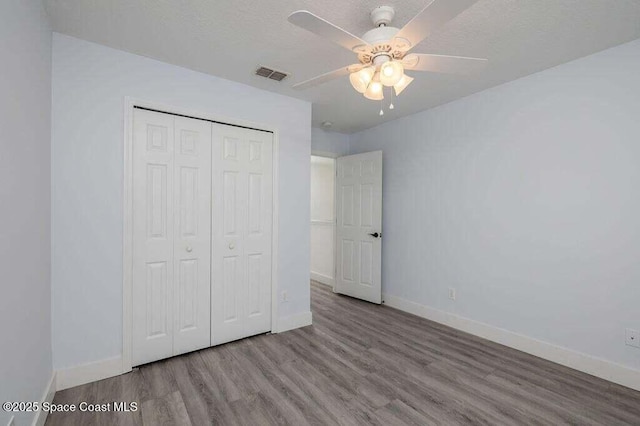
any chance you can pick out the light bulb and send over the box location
[380,61,404,87]
[364,72,384,100]
[365,81,383,100]
[389,103,394,110]
[393,74,414,96]
[349,66,375,94]
[379,109,384,116]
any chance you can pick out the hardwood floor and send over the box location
[47,281,640,425]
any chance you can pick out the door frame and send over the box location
[333,151,383,304]
[122,97,280,373]
[310,151,338,291]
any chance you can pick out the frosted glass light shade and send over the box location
[364,81,384,100]
[364,72,384,100]
[349,67,375,93]
[393,74,414,96]
[380,61,404,86]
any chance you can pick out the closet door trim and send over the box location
[122,97,280,374]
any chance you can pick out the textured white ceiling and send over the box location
[45,0,640,133]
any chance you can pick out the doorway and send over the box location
[310,154,336,288]
[310,150,383,304]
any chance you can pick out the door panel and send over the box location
[146,261,169,338]
[336,151,382,304]
[212,125,272,345]
[360,241,373,286]
[247,254,262,315]
[176,259,197,329]
[223,256,240,321]
[133,110,175,365]
[172,117,211,356]
[132,110,211,366]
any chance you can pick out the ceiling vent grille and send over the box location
[255,66,288,82]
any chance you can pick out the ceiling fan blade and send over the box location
[394,0,479,51]
[292,66,354,90]
[288,10,368,52]
[402,53,487,75]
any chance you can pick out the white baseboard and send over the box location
[32,371,56,426]
[277,311,313,333]
[310,272,334,287]
[56,356,123,391]
[383,293,640,392]
[54,313,312,391]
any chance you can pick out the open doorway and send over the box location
[310,150,383,303]
[310,154,336,288]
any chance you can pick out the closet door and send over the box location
[172,117,212,355]
[211,124,273,345]
[132,109,212,366]
[132,109,175,366]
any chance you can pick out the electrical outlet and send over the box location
[448,288,456,301]
[625,328,640,348]
[282,291,288,302]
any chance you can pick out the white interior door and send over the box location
[335,151,382,304]
[211,124,273,345]
[132,109,212,366]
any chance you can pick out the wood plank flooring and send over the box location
[46,281,640,425]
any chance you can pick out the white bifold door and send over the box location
[132,109,212,366]
[335,151,383,304]
[211,125,273,345]
[132,108,272,366]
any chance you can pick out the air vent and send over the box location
[256,67,273,77]
[269,71,288,81]
[255,66,288,82]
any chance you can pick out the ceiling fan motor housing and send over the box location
[358,25,404,65]
[356,6,410,66]
[362,25,400,45]
[370,6,395,27]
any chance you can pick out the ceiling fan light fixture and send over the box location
[288,4,489,116]
[364,72,384,100]
[349,66,375,93]
[380,60,404,86]
[393,74,414,96]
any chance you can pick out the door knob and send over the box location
[229,242,235,250]
[368,232,381,238]
[186,246,193,252]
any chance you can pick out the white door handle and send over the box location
[229,242,235,250]
[186,246,192,252]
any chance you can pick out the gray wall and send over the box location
[350,38,640,371]
[311,127,350,156]
[0,1,53,425]
[52,34,311,370]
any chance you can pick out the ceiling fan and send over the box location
[288,0,487,113]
